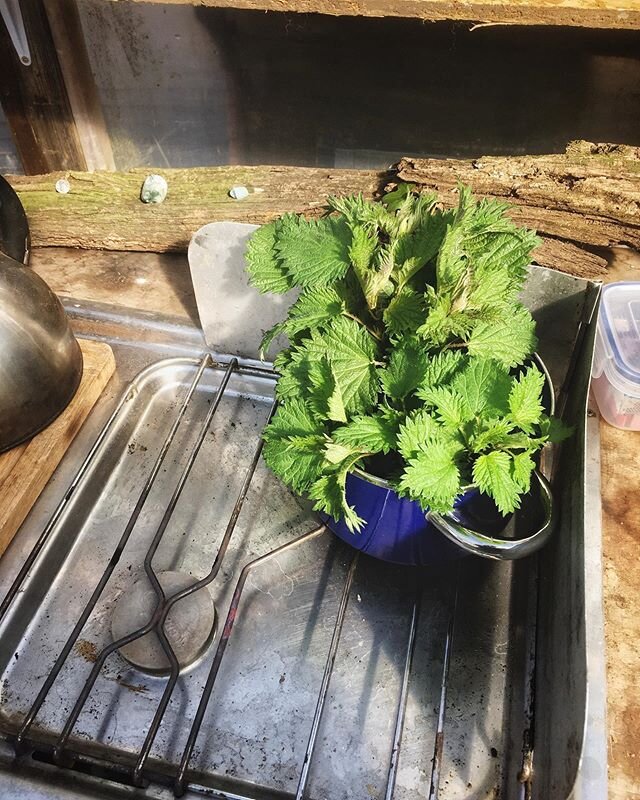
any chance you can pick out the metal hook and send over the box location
[0,0,31,66]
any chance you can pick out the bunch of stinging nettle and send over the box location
[246,185,571,532]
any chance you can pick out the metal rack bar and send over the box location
[384,594,421,800]
[294,553,358,800]
[428,569,459,800]
[131,398,278,784]
[174,524,328,797]
[49,358,238,765]
[16,355,216,746]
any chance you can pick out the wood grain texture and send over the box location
[109,0,640,30]
[600,247,640,799]
[0,0,86,173]
[42,0,116,171]
[8,139,637,278]
[0,339,115,558]
[600,422,640,800]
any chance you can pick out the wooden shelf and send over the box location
[110,0,640,30]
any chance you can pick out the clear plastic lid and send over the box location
[599,282,640,384]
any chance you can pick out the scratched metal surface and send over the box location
[0,357,521,799]
[0,263,605,800]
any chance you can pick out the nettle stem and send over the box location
[343,311,383,342]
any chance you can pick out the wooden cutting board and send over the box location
[0,339,116,557]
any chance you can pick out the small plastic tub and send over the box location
[592,282,640,430]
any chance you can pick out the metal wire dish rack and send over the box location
[0,298,603,800]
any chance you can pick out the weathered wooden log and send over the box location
[110,0,640,31]
[9,140,639,278]
[393,141,640,246]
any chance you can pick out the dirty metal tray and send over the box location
[0,266,606,800]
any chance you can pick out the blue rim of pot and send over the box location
[349,352,557,562]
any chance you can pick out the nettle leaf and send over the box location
[379,341,428,401]
[398,441,463,513]
[273,349,291,373]
[538,415,574,443]
[453,358,512,417]
[420,386,473,429]
[262,401,326,494]
[419,351,467,390]
[307,357,347,423]
[466,227,540,289]
[508,365,545,429]
[309,469,365,533]
[285,286,346,336]
[324,441,359,465]
[472,451,521,515]
[260,321,288,360]
[263,399,322,441]
[396,410,442,461]
[333,414,400,455]
[512,452,536,492]
[306,317,380,415]
[275,215,351,286]
[417,296,474,347]
[246,221,294,294]
[394,210,449,287]
[383,288,426,336]
[466,305,538,367]
[274,346,312,401]
[470,419,514,452]
[349,223,378,274]
[262,436,326,495]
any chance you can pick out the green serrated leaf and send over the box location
[418,385,473,428]
[394,210,449,288]
[308,470,365,533]
[349,223,378,274]
[245,221,294,294]
[263,399,322,441]
[398,441,462,513]
[378,341,428,401]
[275,215,351,287]
[508,365,545,429]
[452,358,512,417]
[259,321,287,360]
[383,288,427,336]
[381,183,411,212]
[417,295,474,347]
[333,414,399,455]
[262,434,326,495]
[472,450,521,515]
[512,452,536,492]
[284,286,346,337]
[305,317,380,415]
[306,356,347,423]
[466,305,537,367]
[396,410,442,461]
[418,351,467,391]
[538,415,574,443]
[470,419,514,452]
[324,441,358,464]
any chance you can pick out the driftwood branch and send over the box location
[8,141,640,279]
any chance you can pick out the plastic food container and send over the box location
[592,282,640,430]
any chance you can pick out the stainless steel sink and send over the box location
[0,266,607,800]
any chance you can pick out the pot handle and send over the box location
[426,470,556,561]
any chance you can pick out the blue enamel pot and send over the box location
[322,355,556,565]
